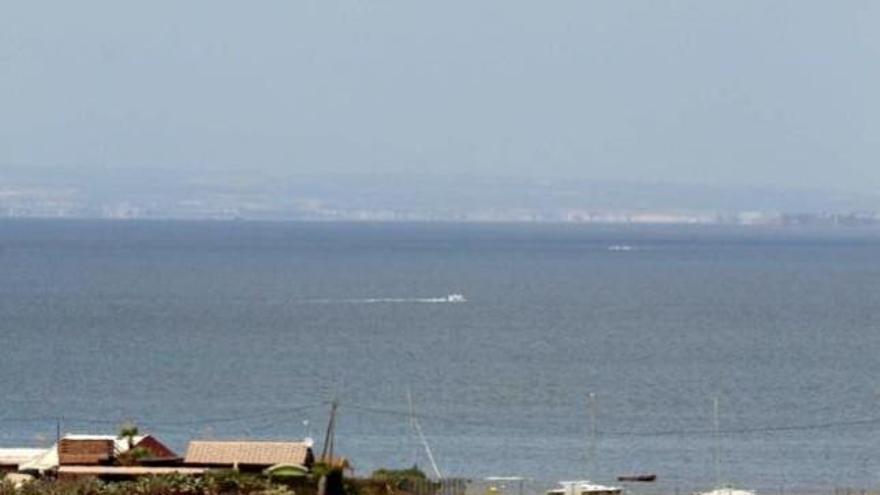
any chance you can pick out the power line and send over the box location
[0,403,324,430]
[144,404,323,427]
[340,403,880,437]
[3,403,880,439]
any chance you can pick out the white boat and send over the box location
[547,481,622,495]
[696,399,756,495]
[607,245,635,252]
[547,396,622,495]
[446,293,466,303]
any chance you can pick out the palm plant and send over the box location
[118,423,139,452]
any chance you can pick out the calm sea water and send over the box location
[2,220,880,492]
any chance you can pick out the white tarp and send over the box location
[18,434,145,473]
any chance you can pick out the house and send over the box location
[18,434,178,474]
[0,448,48,473]
[58,438,114,465]
[183,440,314,473]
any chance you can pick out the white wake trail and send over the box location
[291,294,466,305]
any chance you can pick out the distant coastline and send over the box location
[2,173,879,226]
[1,210,879,227]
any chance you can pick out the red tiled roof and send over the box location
[184,441,311,467]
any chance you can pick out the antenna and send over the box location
[407,387,443,480]
[713,396,722,488]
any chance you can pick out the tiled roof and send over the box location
[184,441,311,466]
[19,434,151,472]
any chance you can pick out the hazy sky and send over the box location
[1,1,878,192]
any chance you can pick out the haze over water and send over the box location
[2,220,880,492]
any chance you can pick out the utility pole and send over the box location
[713,397,721,488]
[407,388,420,466]
[320,400,338,464]
[587,393,597,479]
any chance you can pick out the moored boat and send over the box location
[616,474,657,483]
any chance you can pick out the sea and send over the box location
[2,220,880,493]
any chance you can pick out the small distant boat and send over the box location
[547,481,622,495]
[446,293,466,303]
[616,474,656,483]
[607,245,635,252]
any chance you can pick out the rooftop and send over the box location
[184,440,312,467]
[18,434,154,472]
[0,448,48,466]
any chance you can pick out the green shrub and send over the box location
[0,479,16,495]
[203,470,274,495]
[106,474,204,495]
[0,473,299,495]
[369,467,426,483]
[368,466,435,495]
[15,479,105,495]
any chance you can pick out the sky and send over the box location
[1,1,879,193]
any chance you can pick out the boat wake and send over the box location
[294,294,467,305]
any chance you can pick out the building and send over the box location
[183,440,314,473]
[18,434,177,474]
[0,448,48,474]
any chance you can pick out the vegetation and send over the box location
[0,472,295,495]
[369,466,427,483]
[117,423,139,452]
[366,466,437,495]
[0,463,439,495]
[115,423,151,466]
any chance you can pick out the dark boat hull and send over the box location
[616,475,657,483]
